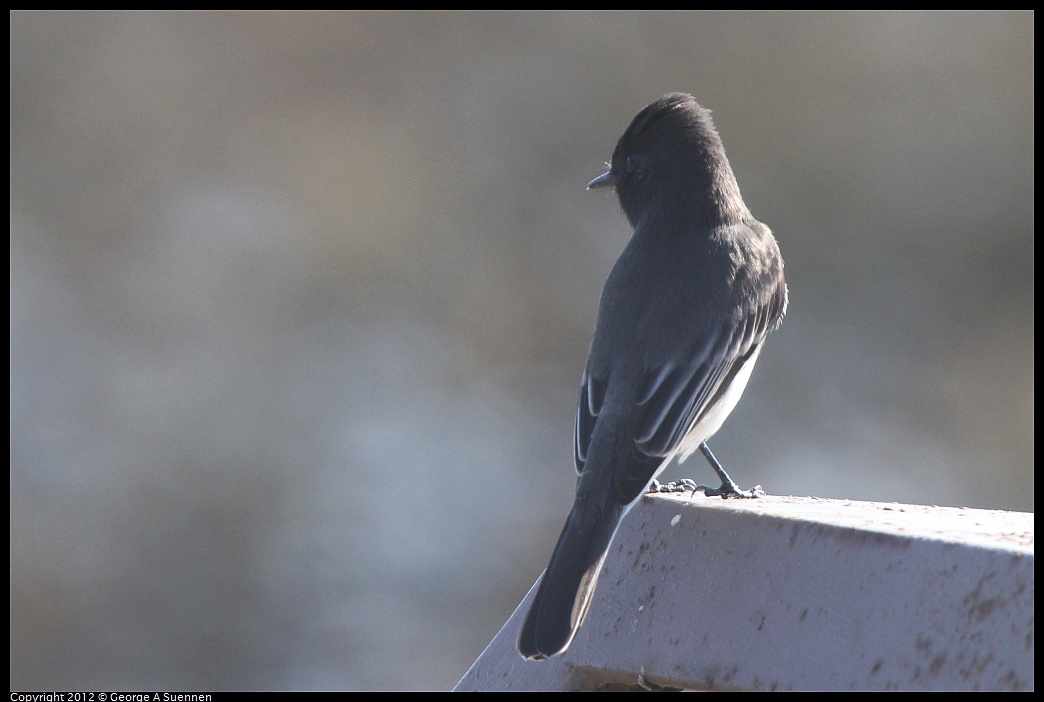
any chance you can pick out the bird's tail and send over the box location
[517,468,624,660]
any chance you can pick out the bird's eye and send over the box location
[625,154,650,184]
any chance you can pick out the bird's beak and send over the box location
[587,170,617,190]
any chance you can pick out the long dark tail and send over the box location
[517,469,624,660]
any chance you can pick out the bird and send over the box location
[516,93,788,661]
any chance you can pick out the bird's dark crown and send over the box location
[609,93,749,227]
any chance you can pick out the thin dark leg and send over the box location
[695,441,764,499]
[647,442,764,498]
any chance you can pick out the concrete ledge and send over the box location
[455,494,1034,691]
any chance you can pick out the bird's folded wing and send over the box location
[573,290,783,500]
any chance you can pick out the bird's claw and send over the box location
[697,482,764,499]
[648,479,699,494]
[649,479,764,499]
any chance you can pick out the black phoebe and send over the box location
[516,93,788,661]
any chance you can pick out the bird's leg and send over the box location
[694,442,764,499]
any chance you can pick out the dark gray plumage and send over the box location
[517,93,787,661]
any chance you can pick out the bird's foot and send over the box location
[697,441,765,499]
[695,481,765,499]
[648,479,699,494]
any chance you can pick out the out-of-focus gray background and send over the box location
[10,11,1033,691]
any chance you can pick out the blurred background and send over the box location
[10,11,1033,691]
